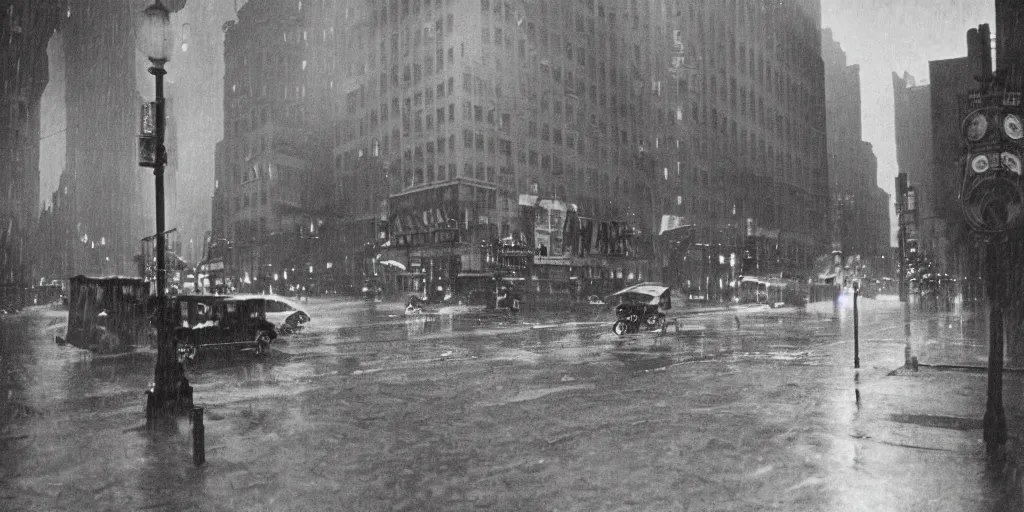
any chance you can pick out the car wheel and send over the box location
[255,332,272,356]
[612,320,627,337]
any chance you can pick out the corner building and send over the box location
[655,0,829,295]
[213,0,331,291]
[333,0,667,294]
[217,0,832,298]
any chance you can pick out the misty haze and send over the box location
[4,0,1024,510]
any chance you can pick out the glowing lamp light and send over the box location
[971,154,990,173]
[180,23,191,52]
[138,1,172,65]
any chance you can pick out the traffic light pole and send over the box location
[983,242,1007,450]
[958,22,1022,455]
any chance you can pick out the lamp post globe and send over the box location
[139,1,172,67]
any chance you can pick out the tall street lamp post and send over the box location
[139,0,190,421]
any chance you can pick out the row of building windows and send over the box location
[372,0,453,30]
[229,1,823,211]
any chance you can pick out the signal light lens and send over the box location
[971,154,991,173]
[1004,114,1024,140]
[962,176,1024,233]
[966,111,989,141]
[1003,151,1023,174]
[970,153,987,174]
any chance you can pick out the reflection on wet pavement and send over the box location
[0,298,1016,511]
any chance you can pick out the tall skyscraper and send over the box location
[928,55,975,274]
[213,0,328,289]
[892,72,933,199]
[60,0,159,277]
[333,0,662,276]
[0,0,63,307]
[822,28,889,267]
[677,0,830,280]
[211,0,836,296]
[169,0,241,265]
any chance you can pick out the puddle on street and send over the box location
[888,413,982,431]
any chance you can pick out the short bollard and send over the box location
[191,407,205,466]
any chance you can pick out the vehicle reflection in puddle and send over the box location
[609,350,676,372]
[608,325,836,373]
[405,313,454,337]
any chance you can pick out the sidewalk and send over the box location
[866,362,1024,511]
[814,296,1024,510]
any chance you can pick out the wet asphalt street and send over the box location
[0,296,1019,511]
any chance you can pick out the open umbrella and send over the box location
[379,260,406,271]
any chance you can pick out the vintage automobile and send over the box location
[610,283,672,336]
[453,273,523,312]
[230,294,310,334]
[169,295,278,362]
[361,279,383,302]
[55,275,152,353]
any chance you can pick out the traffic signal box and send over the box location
[960,92,1024,234]
[139,102,160,167]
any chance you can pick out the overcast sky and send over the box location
[819,0,995,245]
